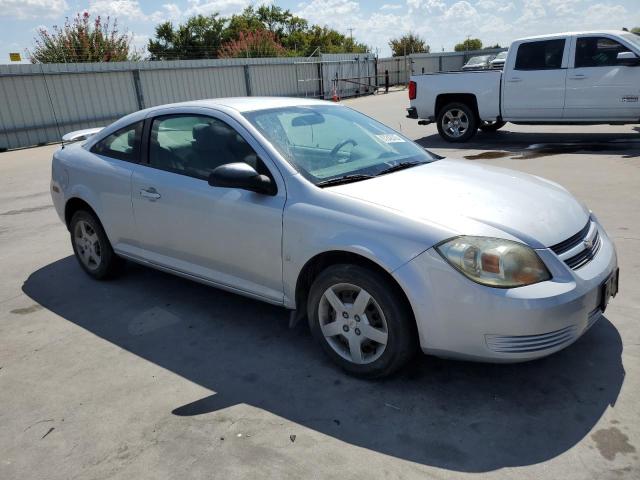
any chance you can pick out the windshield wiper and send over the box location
[375,161,426,176]
[316,174,374,188]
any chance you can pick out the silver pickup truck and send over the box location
[407,31,640,142]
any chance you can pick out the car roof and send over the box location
[514,30,627,43]
[148,96,335,114]
[81,97,339,149]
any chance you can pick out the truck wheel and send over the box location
[437,102,478,142]
[479,120,506,132]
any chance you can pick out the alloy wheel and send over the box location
[74,220,102,271]
[318,283,389,365]
[442,108,469,138]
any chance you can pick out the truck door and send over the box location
[502,38,569,120]
[564,35,640,120]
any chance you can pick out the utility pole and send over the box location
[404,43,407,88]
[346,28,354,53]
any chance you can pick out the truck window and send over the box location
[515,39,566,70]
[575,37,632,68]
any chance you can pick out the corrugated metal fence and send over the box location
[0,57,322,150]
[0,49,504,150]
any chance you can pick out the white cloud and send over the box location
[296,0,360,21]
[443,1,478,20]
[89,0,146,20]
[410,0,447,13]
[583,3,628,26]
[476,0,515,13]
[546,0,583,16]
[0,0,68,19]
[89,0,249,23]
[184,0,250,16]
[517,0,546,23]
[149,3,183,23]
[131,32,149,49]
[380,3,402,10]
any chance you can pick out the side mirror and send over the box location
[617,51,640,66]
[208,162,276,196]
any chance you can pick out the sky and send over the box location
[0,0,639,62]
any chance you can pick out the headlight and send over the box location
[435,236,551,288]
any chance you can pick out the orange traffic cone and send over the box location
[331,82,339,102]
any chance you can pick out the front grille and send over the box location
[549,220,591,255]
[549,218,600,270]
[486,325,578,353]
[564,230,601,269]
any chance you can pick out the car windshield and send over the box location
[620,33,640,51]
[467,55,490,64]
[243,105,438,185]
[494,51,508,60]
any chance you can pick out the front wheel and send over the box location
[307,264,416,378]
[436,102,478,142]
[70,210,124,280]
[479,120,506,132]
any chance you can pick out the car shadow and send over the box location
[22,256,624,473]
[418,130,640,159]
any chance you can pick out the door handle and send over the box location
[507,77,522,82]
[140,187,161,201]
[570,74,587,80]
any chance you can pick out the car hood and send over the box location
[327,159,590,248]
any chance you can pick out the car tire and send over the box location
[479,120,506,132]
[70,210,124,280]
[436,102,478,142]
[307,264,417,378]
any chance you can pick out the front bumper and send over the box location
[393,221,618,362]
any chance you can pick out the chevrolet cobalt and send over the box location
[51,98,619,377]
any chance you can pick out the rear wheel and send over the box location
[307,264,416,378]
[437,102,478,142]
[70,210,124,280]
[479,120,506,132]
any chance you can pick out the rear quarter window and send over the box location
[90,121,143,162]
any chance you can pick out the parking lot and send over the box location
[1,90,639,479]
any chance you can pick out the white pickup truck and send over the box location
[407,31,640,142]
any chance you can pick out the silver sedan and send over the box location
[50,97,619,377]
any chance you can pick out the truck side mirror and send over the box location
[617,51,640,66]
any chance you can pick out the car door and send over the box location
[502,38,569,120]
[126,109,286,304]
[86,121,143,250]
[564,35,640,120]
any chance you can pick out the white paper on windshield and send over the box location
[375,134,405,143]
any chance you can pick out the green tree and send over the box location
[218,30,286,58]
[631,27,640,34]
[389,32,429,57]
[454,38,483,52]
[148,14,225,60]
[28,12,138,63]
[222,5,366,56]
[483,43,501,49]
[147,6,369,59]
